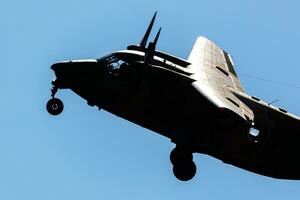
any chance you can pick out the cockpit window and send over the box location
[106,55,119,64]
[97,54,128,71]
[98,54,118,64]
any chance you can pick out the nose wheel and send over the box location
[46,85,64,116]
[47,98,64,115]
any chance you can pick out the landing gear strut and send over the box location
[170,147,196,181]
[46,84,64,116]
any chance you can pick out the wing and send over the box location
[188,37,254,123]
[188,37,300,179]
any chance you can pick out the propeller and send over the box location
[128,12,162,65]
[144,27,161,63]
[140,12,157,48]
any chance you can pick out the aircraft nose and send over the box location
[51,59,98,68]
[51,59,98,71]
[51,59,99,80]
[51,61,70,71]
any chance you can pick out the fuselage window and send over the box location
[248,127,261,142]
[249,127,260,137]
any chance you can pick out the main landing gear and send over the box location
[170,147,196,181]
[46,84,64,115]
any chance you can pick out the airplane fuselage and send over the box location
[51,49,253,168]
[47,13,300,181]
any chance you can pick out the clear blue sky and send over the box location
[1,0,300,199]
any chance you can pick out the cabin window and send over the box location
[248,127,261,143]
[249,127,260,137]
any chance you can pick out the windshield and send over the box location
[97,54,128,70]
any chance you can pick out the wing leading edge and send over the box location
[188,37,253,123]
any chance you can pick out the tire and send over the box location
[46,98,64,115]
[173,161,196,181]
[170,147,193,166]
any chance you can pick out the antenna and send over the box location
[268,99,279,106]
[140,12,157,48]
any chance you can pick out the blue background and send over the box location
[1,0,300,199]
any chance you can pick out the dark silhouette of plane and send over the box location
[46,12,300,181]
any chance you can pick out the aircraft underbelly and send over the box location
[109,78,251,156]
[112,76,190,139]
[68,69,300,180]
[71,76,262,172]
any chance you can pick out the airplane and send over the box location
[46,12,300,181]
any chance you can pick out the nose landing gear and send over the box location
[47,98,64,115]
[46,84,64,116]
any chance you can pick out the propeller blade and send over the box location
[144,28,162,63]
[140,12,157,48]
[152,27,161,49]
